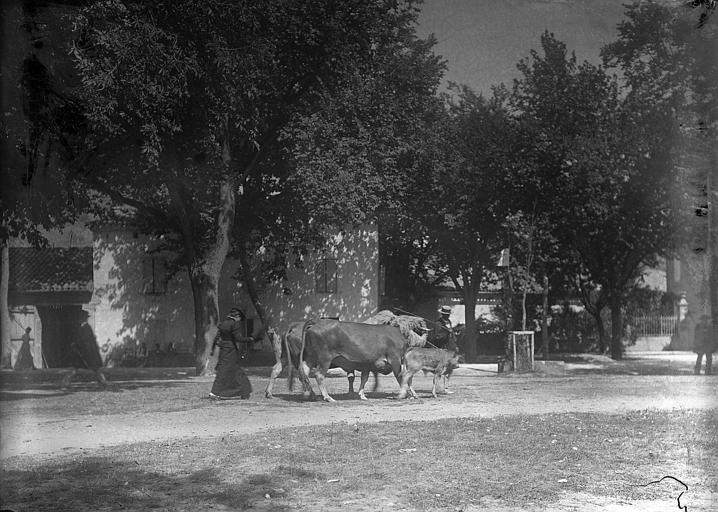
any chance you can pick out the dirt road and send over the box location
[2,354,716,460]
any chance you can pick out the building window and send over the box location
[142,256,168,295]
[315,258,337,294]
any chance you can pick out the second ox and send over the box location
[297,318,408,402]
[264,322,376,400]
[264,312,428,400]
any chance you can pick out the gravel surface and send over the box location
[2,352,716,460]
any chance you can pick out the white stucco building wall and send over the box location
[219,226,379,334]
[92,225,379,361]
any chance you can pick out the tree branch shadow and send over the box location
[1,458,316,511]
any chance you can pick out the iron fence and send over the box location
[629,315,678,337]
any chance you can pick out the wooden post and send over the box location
[1,243,12,368]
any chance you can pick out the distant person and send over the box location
[209,307,256,400]
[693,314,716,375]
[62,311,107,387]
[432,305,456,393]
[137,342,148,367]
[14,327,36,370]
[433,305,456,351]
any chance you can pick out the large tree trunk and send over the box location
[708,143,717,343]
[1,242,12,368]
[396,246,416,309]
[502,267,514,365]
[520,287,528,331]
[609,295,624,360]
[589,308,607,354]
[190,267,222,375]
[521,226,535,331]
[180,178,235,376]
[462,283,479,363]
[540,275,550,359]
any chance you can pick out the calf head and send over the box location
[450,347,465,365]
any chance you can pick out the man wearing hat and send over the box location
[433,305,455,350]
[209,307,256,399]
[433,305,457,354]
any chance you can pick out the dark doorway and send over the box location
[37,305,85,367]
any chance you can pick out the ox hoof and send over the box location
[358,393,368,401]
[265,392,274,399]
[323,396,336,403]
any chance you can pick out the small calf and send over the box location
[397,347,463,399]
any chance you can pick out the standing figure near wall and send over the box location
[14,327,36,370]
[693,314,716,375]
[62,311,108,387]
[209,307,255,400]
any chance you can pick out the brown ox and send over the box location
[264,323,308,399]
[264,322,364,399]
[297,319,408,402]
[264,312,428,399]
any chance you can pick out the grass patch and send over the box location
[2,409,716,511]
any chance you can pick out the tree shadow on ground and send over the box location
[0,367,202,388]
[0,367,196,385]
[0,379,199,401]
[0,458,319,511]
[561,354,699,376]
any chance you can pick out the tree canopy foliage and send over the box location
[68,0,444,372]
[509,31,678,358]
[397,28,682,359]
[5,0,712,367]
[393,85,527,359]
[602,0,717,328]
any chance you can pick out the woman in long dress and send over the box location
[62,311,107,387]
[209,308,255,399]
[14,327,36,370]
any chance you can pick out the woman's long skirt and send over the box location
[210,339,252,399]
[14,339,35,370]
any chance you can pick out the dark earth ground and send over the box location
[1,351,716,511]
[1,351,715,459]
